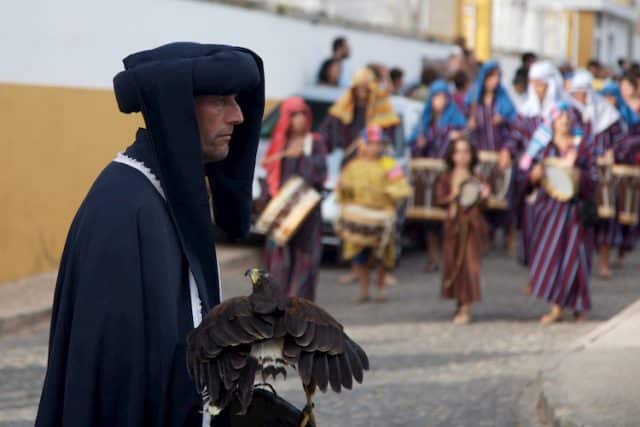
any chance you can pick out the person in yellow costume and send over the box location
[318,67,400,160]
[337,124,411,302]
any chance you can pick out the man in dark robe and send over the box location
[35,42,265,426]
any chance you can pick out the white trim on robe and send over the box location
[113,152,213,427]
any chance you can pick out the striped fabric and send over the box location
[469,103,517,228]
[410,123,461,159]
[510,114,544,266]
[263,136,327,301]
[591,120,632,249]
[527,141,597,311]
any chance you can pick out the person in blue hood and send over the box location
[410,79,467,271]
[465,60,518,253]
[35,42,265,427]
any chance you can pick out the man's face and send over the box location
[340,42,351,60]
[194,94,244,163]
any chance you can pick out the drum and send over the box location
[596,156,616,219]
[475,150,511,210]
[541,157,579,202]
[406,158,447,221]
[336,204,396,249]
[254,176,321,246]
[458,177,483,209]
[612,164,640,226]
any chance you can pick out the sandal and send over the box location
[422,261,439,273]
[540,307,564,325]
[573,311,588,323]
[374,294,389,303]
[452,312,470,325]
[353,295,371,304]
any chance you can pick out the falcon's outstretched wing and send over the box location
[282,297,369,393]
[186,273,370,415]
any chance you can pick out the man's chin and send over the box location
[203,146,230,163]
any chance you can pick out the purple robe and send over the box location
[525,140,597,311]
[590,120,632,249]
[469,103,517,229]
[263,137,327,300]
[509,114,544,266]
[411,123,463,159]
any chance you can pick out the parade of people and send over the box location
[3,1,640,425]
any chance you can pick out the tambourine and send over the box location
[541,157,579,202]
[458,177,483,209]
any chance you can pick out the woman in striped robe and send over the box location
[509,61,564,292]
[262,97,328,300]
[567,71,629,279]
[465,60,518,253]
[410,79,467,272]
[523,101,597,324]
[600,82,640,265]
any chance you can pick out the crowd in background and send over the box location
[261,34,640,325]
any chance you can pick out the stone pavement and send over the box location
[0,244,261,336]
[0,249,639,426]
[538,298,640,427]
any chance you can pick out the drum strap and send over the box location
[375,214,396,258]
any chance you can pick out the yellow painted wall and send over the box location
[576,11,594,68]
[567,10,594,67]
[0,83,279,284]
[0,83,143,283]
[458,0,492,61]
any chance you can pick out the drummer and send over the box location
[509,61,564,289]
[337,124,411,303]
[261,97,328,301]
[434,136,490,325]
[464,60,518,253]
[600,82,638,267]
[318,67,400,157]
[567,70,627,279]
[522,101,597,324]
[410,79,467,272]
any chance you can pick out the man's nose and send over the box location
[226,99,244,126]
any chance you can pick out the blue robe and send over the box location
[36,135,216,426]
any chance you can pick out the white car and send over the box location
[252,85,424,247]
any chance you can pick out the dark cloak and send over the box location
[35,43,264,426]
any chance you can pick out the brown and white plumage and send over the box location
[186,268,369,416]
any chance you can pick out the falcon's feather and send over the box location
[186,268,369,415]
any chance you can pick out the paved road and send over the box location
[1,249,639,426]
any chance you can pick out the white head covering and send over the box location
[567,69,619,134]
[519,60,564,117]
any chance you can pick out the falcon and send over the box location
[186,268,369,421]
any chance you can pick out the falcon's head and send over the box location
[245,268,269,289]
[245,268,284,312]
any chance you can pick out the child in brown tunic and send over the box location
[435,137,490,324]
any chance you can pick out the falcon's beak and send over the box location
[245,268,265,286]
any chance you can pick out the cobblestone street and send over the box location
[1,250,639,426]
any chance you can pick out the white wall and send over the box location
[0,0,454,98]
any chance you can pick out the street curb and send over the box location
[0,246,261,337]
[534,299,640,427]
